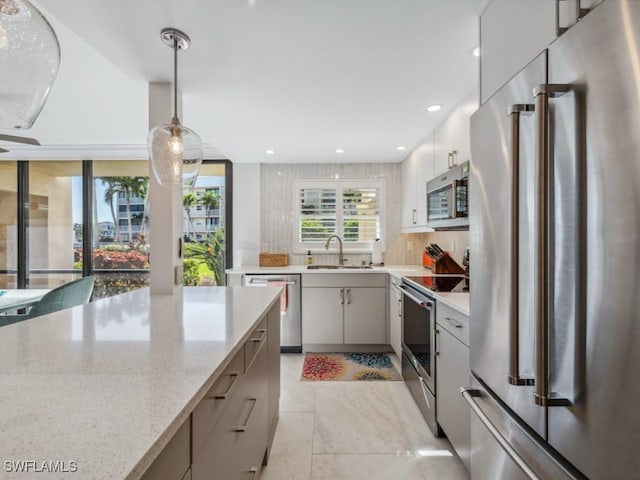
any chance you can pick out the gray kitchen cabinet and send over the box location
[302,287,344,344]
[140,417,191,480]
[436,302,470,471]
[266,300,281,458]
[388,276,403,358]
[343,287,386,344]
[188,300,279,480]
[302,274,387,347]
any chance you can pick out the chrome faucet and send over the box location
[325,234,345,266]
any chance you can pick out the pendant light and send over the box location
[148,28,202,187]
[0,0,60,129]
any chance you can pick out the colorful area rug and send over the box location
[301,353,402,381]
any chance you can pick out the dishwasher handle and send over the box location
[247,277,297,285]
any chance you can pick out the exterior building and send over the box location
[184,184,225,241]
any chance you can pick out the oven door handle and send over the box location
[399,285,433,310]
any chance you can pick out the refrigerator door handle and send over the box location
[532,84,571,407]
[507,104,535,387]
[461,387,541,480]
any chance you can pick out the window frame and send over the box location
[293,179,385,254]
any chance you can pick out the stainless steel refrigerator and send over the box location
[467,1,640,478]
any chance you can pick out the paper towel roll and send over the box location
[371,239,383,264]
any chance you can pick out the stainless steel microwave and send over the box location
[426,161,469,230]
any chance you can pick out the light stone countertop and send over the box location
[435,292,470,317]
[227,264,429,277]
[227,264,470,315]
[0,286,280,480]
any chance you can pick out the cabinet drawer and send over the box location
[245,316,268,370]
[192,343,268,480]
[302,273,386,288]
[436,302,469,346]
[141,417,190,480]
[192,348,245,459]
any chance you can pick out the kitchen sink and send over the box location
[306,265,373,270]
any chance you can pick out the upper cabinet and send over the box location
[480,0,556,104]
[401,133,433,231]
[433,90,478,177]
[480,0,604,104]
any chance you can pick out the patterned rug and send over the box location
[301,353,402,381]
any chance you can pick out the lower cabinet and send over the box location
[436,302,470,471]
[192,342,268,480]
[388,276,402,357]
[140,417,191,480]
[141,300,280,480]
[301,274,387,346]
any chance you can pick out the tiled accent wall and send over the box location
[260,163,470,267]
[261,163,409,265]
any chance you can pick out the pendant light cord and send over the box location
[173,36,179,124]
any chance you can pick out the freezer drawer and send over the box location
[463,381,584,480]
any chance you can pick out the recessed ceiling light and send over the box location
[336,149,344,154]
[427,104,442,112]
[472,46,480,57]
[397,146,406,151]
[265,149,275,155]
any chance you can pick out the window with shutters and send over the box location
[295,180,384,252]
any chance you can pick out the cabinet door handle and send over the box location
[445,317,464,329]
[210,371,241,400]
[346,289,351,305]
[435,328,440,356]
[249,329,267,343]
[451,150,458,168]
[235,397,257,432]
[412,209,417,224]
[339,288,344,305]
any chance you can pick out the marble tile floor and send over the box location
[260,353,469,480]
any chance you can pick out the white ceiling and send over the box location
[4,0,483,163]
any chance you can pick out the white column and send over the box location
[233,163,261,267]
[148,82,183,294]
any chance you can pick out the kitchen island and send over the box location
[0,286,281,480]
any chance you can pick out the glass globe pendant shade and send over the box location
[148,119,203,187]
[0,0,60,129]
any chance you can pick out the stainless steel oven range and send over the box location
[400,275,467,436]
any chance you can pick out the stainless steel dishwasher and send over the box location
[244,274,301,353]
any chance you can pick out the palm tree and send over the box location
[100,177,122,243]
[183,191,198,240]
[118,176,148,244]
[200,191,220,233]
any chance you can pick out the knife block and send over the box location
[434,252,466,275]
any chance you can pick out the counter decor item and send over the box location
[371,238,383,266]
[259,253,289,267]
[424,243,465,274]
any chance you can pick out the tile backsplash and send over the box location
[260,163,469,267]
[261,163,405,265]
